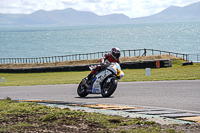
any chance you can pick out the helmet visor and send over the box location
[113,52,120,59]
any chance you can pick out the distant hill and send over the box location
[0,2,200,26]
[132,2,200,23]
[0,8,131,26]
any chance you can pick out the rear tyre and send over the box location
[101,77,118,97]
[77,81,88,97]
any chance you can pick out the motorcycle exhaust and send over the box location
[82,79,89,88]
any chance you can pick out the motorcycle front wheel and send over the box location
[77,81,88,97]
[101,77,118,97]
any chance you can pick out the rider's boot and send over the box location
[82,73,92,88]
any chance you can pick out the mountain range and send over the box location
[0,2,200,26]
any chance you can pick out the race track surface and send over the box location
[0,80,200,112]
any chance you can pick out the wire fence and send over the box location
[187,53,200,62]
[0,49,190,64]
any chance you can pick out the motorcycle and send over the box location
[77,63,124,97]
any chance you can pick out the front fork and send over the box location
[104,77,115,88]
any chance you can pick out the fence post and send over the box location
[65,55,67,61]
[186,54,188,61]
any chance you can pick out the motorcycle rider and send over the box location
[82,47,121,88]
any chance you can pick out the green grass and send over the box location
[0,59,200,86]
[0,99,183,132]
[121,59,200,82]
[0,71,88,86]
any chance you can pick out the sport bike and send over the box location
[77,63,124,97]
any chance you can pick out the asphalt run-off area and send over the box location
[1,80,200,124]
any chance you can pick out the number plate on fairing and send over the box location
[91,79,101,93]
[92,88,101,94]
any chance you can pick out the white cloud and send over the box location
[0,0,200,18]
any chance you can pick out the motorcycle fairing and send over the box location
[109,63,124,79]
[86,69,112,94]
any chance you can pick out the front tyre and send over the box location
[77,81,88,97]
[101,78,118,97]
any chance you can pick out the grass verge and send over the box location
[1,99,197,133]
[121,59,200,82]
[0,59,200,86]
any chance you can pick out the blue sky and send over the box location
[0,0,200,18]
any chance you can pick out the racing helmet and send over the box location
[111,47,121,59]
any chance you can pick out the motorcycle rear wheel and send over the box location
[77,81,88,97]
[101,77,118,97]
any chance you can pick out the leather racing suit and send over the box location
[88,53,120,80]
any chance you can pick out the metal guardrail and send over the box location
[0,49,189,64]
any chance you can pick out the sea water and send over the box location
[0,21,200,58]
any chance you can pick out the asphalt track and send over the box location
[0,80,200,112]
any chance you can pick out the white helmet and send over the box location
[111,47,121,59]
